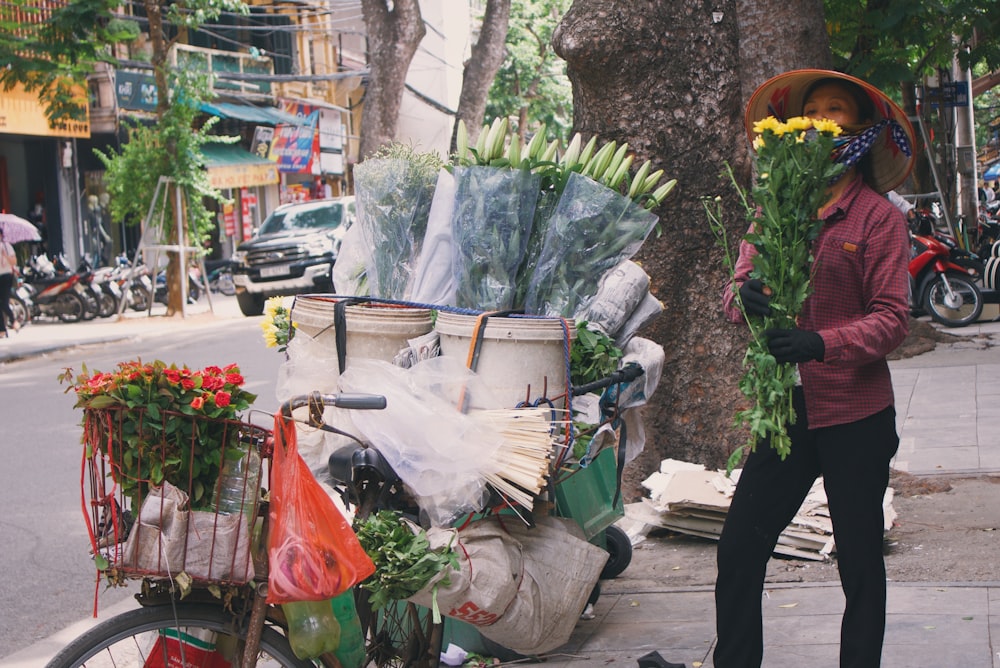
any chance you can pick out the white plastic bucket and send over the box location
[434,311,574,408]
[291,297,433,370]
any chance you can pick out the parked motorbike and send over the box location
[205,258,236,296]
[4,277,32,331]
[154,266,202,304]
[20,256,88,323]
[110,253,154,312]
[909,230,983,327]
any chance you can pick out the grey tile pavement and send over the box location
[2,305,999,667]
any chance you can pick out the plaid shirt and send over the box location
[723,176,910,429]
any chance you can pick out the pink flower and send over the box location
[190,396,205,410]
[214,391,231,408]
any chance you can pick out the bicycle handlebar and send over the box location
[280,392,387,417]
[570,362,644,397]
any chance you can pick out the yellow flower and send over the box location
[752,116,781,135]
[264,296,286,319]
[811,118,842,136]
[262,328,278,348]
[752,136,766,150]
[785,116,813,131]
[796,132,806,143]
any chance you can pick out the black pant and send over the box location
[714,387,899,668]
[0,273,13,333]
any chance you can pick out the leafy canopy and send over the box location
[825,0,1000,89]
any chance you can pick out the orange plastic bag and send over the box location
[267,413,375,603]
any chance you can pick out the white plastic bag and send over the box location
[338,357,505,526]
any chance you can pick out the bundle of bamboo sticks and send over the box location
[472,407,567,510]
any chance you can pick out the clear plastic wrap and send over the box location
[450,166,541,310]
[409,169,457,305]
[354,158,438,299]
[525,172,658,317]
[338,357,505,526]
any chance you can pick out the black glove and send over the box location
[765,328,825,363]
[738,279,772,317]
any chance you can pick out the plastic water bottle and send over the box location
[283,600,341,660]
[330,591,366,668]
[212,439,261,520]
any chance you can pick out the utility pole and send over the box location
[953,51,978,240]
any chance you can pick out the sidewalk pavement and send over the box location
[2,304,998,668]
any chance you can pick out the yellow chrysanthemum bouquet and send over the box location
[260,296,292,352]
[707,116,845,471]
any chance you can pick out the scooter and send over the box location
[205,258,236,296]
[909,231,983,327]
[19,256,88,323]
[4,277,32,331]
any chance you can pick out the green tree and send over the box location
[486,0,573,143]
[0,0,137,125]
[825,0,1000,89]
[1,0,247,315]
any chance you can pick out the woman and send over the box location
[0,227,18,337]
[715,70,915,668]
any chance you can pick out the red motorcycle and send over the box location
[909,231,983,327]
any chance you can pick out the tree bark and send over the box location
[735,0,831,109]
[450,0,511,153]
[359,0,426,159]
[553,0,833,479]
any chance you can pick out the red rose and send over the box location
[203,376,224,391]
[190,396,205,410]
[223,363,239,372]
[224,373,244,386]
[165,369,181,383]
[205,365,223,375]
[181,379,195,391]
[214,391,231,408]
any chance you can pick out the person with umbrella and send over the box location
[0,226,18,337]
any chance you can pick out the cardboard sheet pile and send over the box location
[623,459,897,561]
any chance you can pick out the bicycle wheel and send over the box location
[45,602,313,668]
[356,591,443,668]
[350,465,442,668]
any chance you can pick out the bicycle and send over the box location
[50,359,646,668]
[46,391,443,668]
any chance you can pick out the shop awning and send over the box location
[200,101,305,126]
[200,143,280,189]
[983,162,1000,182]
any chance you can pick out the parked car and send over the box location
[231,197,355,316]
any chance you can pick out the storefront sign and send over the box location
[0,82,90,138]
[268,124,319,173]
[223,202,236,237]
[115,71,159,112]
[207,162,279,189]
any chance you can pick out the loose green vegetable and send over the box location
[570,321,624,387]
[355,510,458,612]
[705,116,845,473]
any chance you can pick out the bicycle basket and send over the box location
[82,407,271,585]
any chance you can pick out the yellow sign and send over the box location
[207,163,280,190]
[0,82,90,138]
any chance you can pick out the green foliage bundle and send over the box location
[355,510,457,614]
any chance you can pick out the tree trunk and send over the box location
[450,0,511,153]
[359,0,426,159]
[553,0,833,484]
[735,0,831,108]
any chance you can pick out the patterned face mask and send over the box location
[830,119,912,168]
